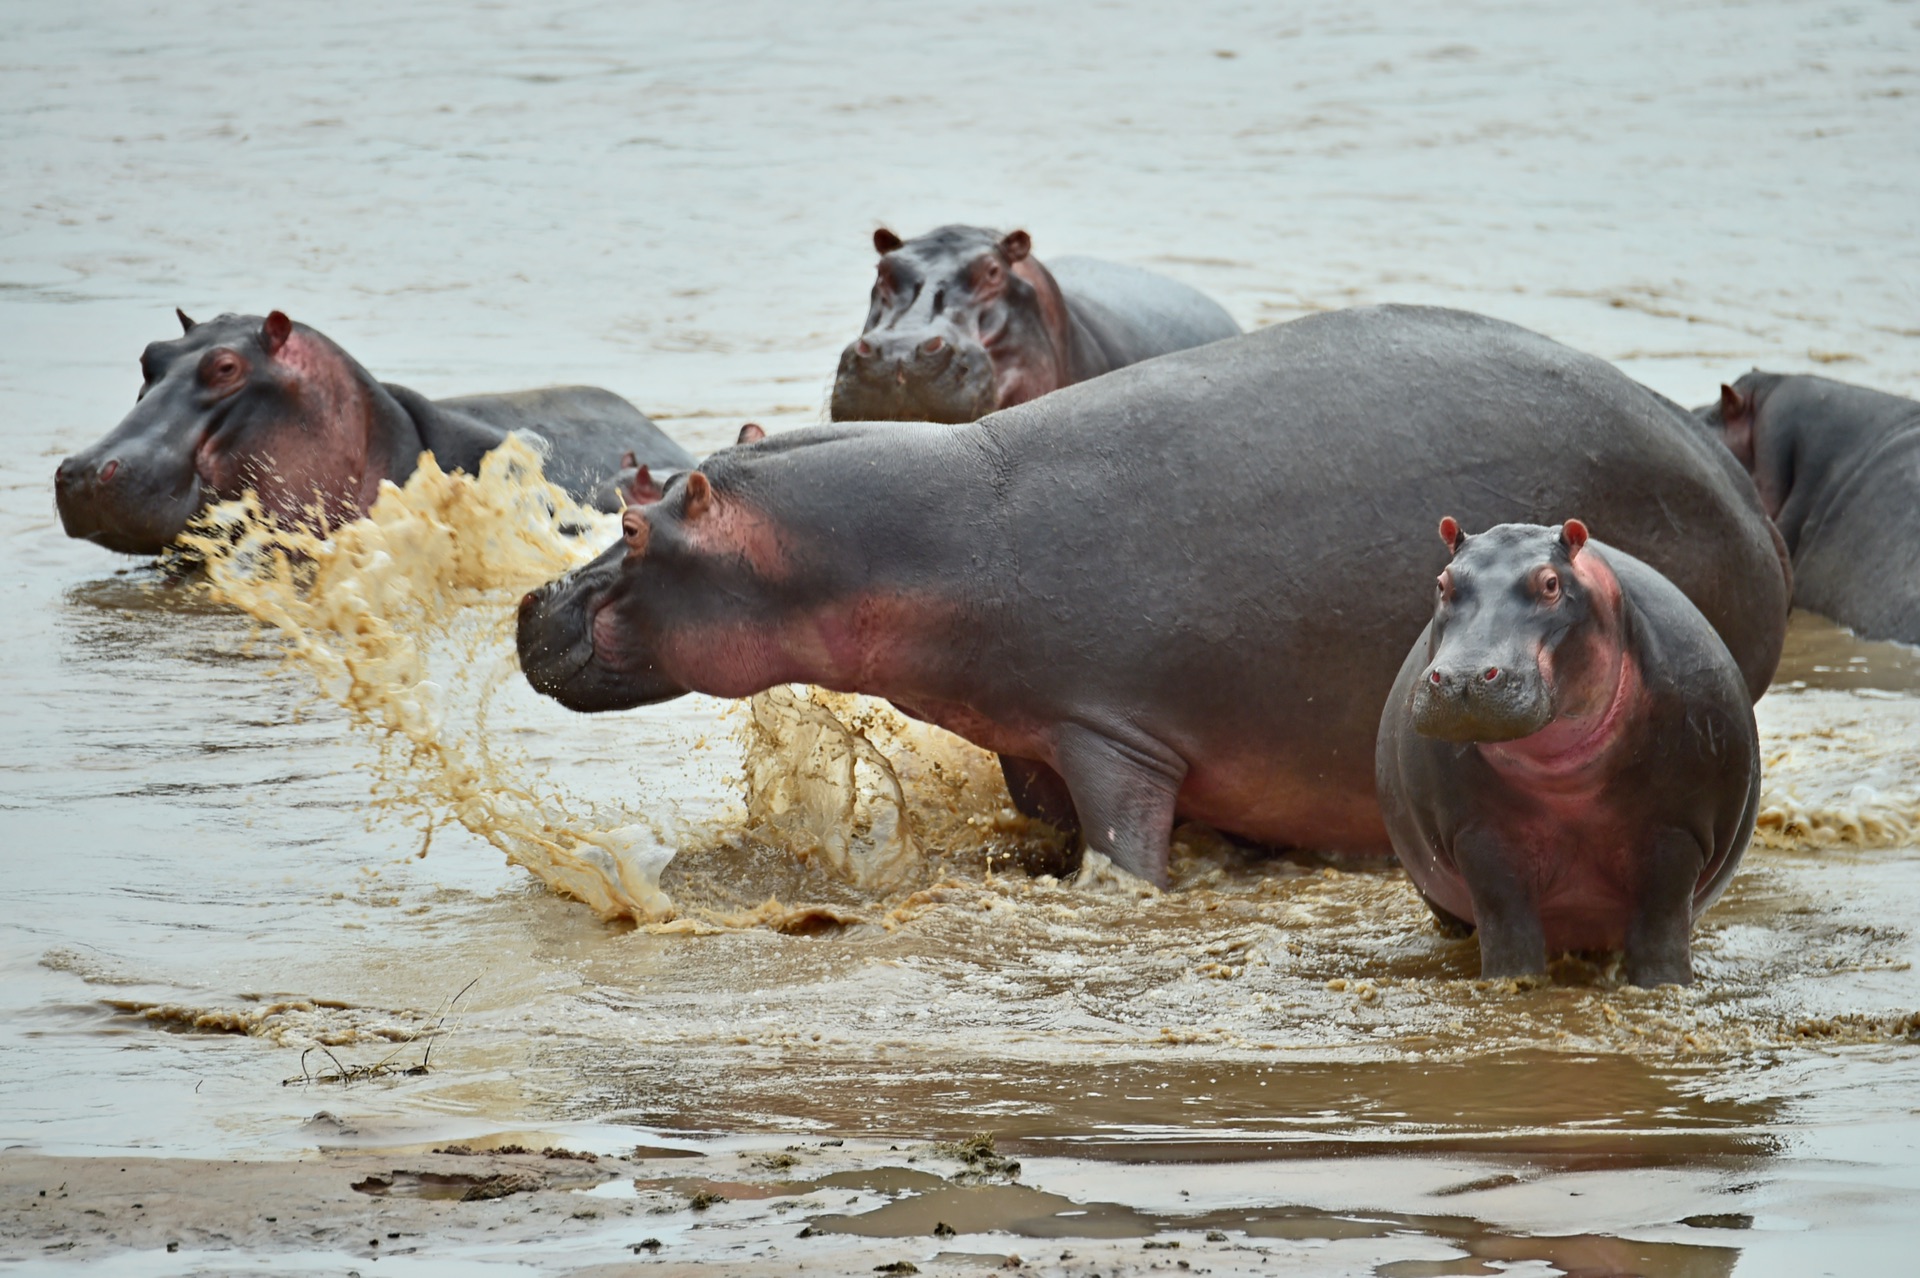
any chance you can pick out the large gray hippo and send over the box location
[1701,371,1920,646]
[55,309,693,555]
[829,225,1240,422]
[519,305,1789,886]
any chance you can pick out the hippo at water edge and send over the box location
[517,305,1788,887]
[54,309,695,555]
[1375,519,1758,986]
[829,225,1240,423]
[1699,371,1920,646]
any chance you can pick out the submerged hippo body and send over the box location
[519,305,1788,887]
[829,225,1240,423]
[1376,521,1758,986]
[55,310,694,555]
[1700,372,1920,645]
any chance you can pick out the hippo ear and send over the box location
[262,310,292,354]
[683,471,714,521]
[1437,515,1465,555]
[873,227,903,254]
[1718,384,1756,468]
[626,464,662,506]
[1559,519,1589,558]
[175,307,197,334]
[736,422,767,445]
[998,230,1032,264]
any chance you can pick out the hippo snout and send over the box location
[1411,660,1552,743]
[54,450,192,555]
[830,331,995,424]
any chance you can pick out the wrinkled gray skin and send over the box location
[830,225,1240,423]
[1378,524,1758,986]
[1697,371,1920,645]
[519,305,1788,887]
[55,309,694,555]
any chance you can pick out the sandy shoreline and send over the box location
[1,1131,1777,1276]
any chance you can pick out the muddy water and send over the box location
[4,1,1920,1273]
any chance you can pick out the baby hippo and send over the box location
[1375,518,1759,986]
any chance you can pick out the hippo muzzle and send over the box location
[1410,651,1555,743]
[516,550,686,712]
[829,330,996,424]
[54,431,208,555]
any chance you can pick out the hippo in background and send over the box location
[829,225,1240,423]
[55,309,694,555]
[520,305,1788,888]
[1700,371,1920,647]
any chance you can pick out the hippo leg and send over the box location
[1452,831,1547,978]
[1623,829,1706,988]
[1051,724,1186,887]
[998,755,1081,840]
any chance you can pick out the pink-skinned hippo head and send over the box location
[1410,517,1618,743]
[54,310,396,553]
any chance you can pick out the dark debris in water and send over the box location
[932,1133,1021,1183]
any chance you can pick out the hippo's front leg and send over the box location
[1623,828,1707,988]
[1451,829,1547,978]
[1051,724,1187,888]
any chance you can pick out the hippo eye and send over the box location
[1536,569,1561,602]
[1436,569,1453,601]
[198,349,246,391]
[621,507,651,558]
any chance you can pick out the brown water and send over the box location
[4,2,1920,1274]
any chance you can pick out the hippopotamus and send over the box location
[1699,371,1920,646]
[1375,519,1758,986]
[55,309,694,555]
[517,304,1788,887]
[829,225,1240,423]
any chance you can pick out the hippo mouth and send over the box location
[829,340,996,424]
[517,569,685,713]
[53,457,211,557]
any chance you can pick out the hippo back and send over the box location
[988,305,1784,704]
[1047,256,1241,369]
[423,385,694,500]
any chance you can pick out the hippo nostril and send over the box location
[99,459,119,484]
[923,336,944,354]
[1484,667,1501,682]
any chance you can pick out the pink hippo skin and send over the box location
[1375,519,1759,986]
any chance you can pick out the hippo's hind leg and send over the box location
[999,755,1081,840]
[1050,724,1186,888]
[1624,828,1707,988]
[1452,830,1547,978]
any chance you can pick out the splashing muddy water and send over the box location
[5,0,1920,1272]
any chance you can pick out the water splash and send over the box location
[179,439,1054,924]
